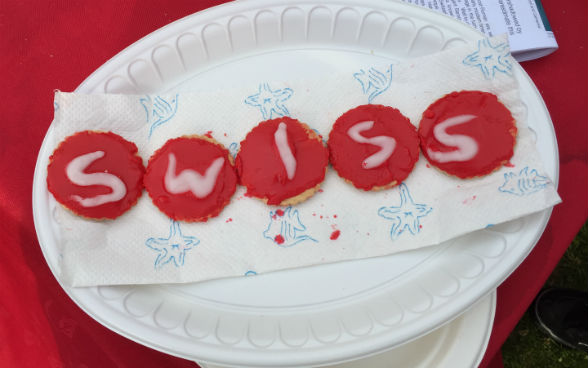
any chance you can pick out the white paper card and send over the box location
[401,0,558,61]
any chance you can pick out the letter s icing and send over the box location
[347,120,396,169]
[426,114,479,163]
[66,151,127,207]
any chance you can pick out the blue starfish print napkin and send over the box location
[50,35,560,286]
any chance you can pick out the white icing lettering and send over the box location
[66,151,127,207]
[164,153,224,198]
[427,114,479,163]
[347,121,396,169]
[274,122,297,180]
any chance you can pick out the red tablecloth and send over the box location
[1,1,586,367]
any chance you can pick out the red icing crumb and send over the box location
[275,209,285,216]
[333,214,338,218]
[328,104,420,191]
[419,91,516,178]
[330,230,341,240]
[504,161,515,167]
[462,195,478,205]
[320,215,323,219]
[225,218,233,223]
[426,163,431,168]
[223,133,228,137]
[424,110,435,119]
[419,225,422,229]
[318,188,324,193]
[274,234,285,244]
[204,131,213,138]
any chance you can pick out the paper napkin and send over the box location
[51,35,560,286]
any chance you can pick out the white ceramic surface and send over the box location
[33,1,557,366]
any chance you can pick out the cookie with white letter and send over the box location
[328,105,420,191]
[236,117,328,206]
[144,136,237,222]
[47,131,144,219]
[418,91,517,178]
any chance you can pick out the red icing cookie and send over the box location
[418,91,517,178]
[236,117,329,205]
[46,131,145,219]
[328,105,420,191]
[144,136,237,222]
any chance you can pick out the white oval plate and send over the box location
[33,1,557,367]
[199,291,496,368]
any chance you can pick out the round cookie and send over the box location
[418,91,517,179]
[328,104,420,191]
[144,136,237,222]
[46,130,145,219]
[236,117,329,206]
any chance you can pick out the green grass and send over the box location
[502,222,588,367]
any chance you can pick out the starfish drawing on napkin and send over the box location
[378,183,432,240]
[353,64,393,103]
[228,142,239,159]
[462,38,512,79]
[145,220,199,269]
[263,207,317,247]
[245,83,293,120]
[499,166,549,196]
[140,94,179,138]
